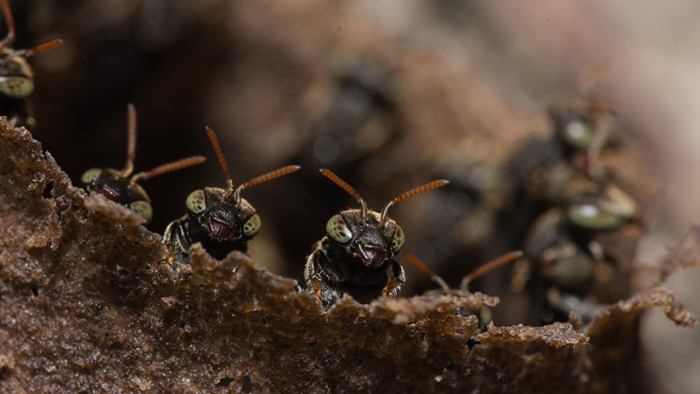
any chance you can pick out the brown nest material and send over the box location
[0,121,696,393]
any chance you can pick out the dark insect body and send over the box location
[0,0,63,130]
[517,175,637,323]
[502,97,638,324]
[304,168,448,306]
[298,54,399,172]
[81,104,206,224]
[163,127,300,262]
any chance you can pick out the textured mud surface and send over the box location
[0,121,696,393]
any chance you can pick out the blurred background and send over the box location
[10,0,700,392]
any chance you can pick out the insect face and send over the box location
[549,99,618,153]
[326,210,404,269]
[0,47,33,98]
[185,187,260,242]
[305,168,446,306]
[81,104,205,224]
[163,127,300,262]
[0,0,63,129]
[567,184,636,232]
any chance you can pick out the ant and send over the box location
[163,127,300,262]
[81,104,206,224]
[0,0,63,130]
[304,168,453,306]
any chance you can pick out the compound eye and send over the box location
[186,190,206,214]
[81,168,102,185]
[391,224,405,252]
[562,119,595,151]
[568,203,624,231]
[129,200,153,223]
[0,76,34,98]
[326,214,352,243]
[243,214,262,238]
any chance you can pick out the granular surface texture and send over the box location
[0,122,696,393]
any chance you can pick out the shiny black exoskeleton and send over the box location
[0,0,63,130]
[304,168,448,306]
[81,104,206,224]
[163,127,300,262]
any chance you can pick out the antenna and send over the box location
[0,0,15,51]
[319,168,368,223]
[205,127,234,199]
[380,180,449,225]
[233,165,301,205]
[119,104,138,177]
[3,38,63,65]
[401,252,451,294]
[130,156,207,185]
[460,251,523,292]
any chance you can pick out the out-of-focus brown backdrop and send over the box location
[13,1,700,392]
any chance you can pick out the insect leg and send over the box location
[381,260,405,298]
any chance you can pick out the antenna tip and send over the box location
[127,103,135,110]
[319,168,329,174]
[438,179,450,186]
[56,38,65,45]
[193,156,207,164]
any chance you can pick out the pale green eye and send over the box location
[243,214,262,238]
[562,119,595,151]
[129,200,153,223]
[326,214,352,243]
[392,225,405,252]
[81,168,102,184]
[186,190,206,214]
[568,204,624,231]
[0,76,34,98]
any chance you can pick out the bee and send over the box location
[0,0,64,130]
[163,127,300,262]
[81,104,206,224]
[502,98,619,211]
[517,174,638,323]
[304,168,449,306]
[298,53,399,173]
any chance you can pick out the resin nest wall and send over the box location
[0,121,697,393]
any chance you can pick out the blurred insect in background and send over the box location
[514,163,638,324]
[0,0,63,130]
[410,142,502,295]
[81,104,206,224]
[296,52,400,179]
[304,168,448,306]
[163,127,300,262]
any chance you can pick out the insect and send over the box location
[304,168,449,306]
[0,0,64,130]
[516,174,637,323]
[81,104,206,224]
[297,54,399,172]
[410,142,501,294]
[163,127,300,262]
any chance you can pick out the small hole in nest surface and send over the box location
[524,341,540,355]
[42,181,54,199]
[241,375,253,393]
[29,282,40,297]
[217,377,233,387]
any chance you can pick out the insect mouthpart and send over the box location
[204,215,237,241]
[92,183,122,202]
[354,243,387,268]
